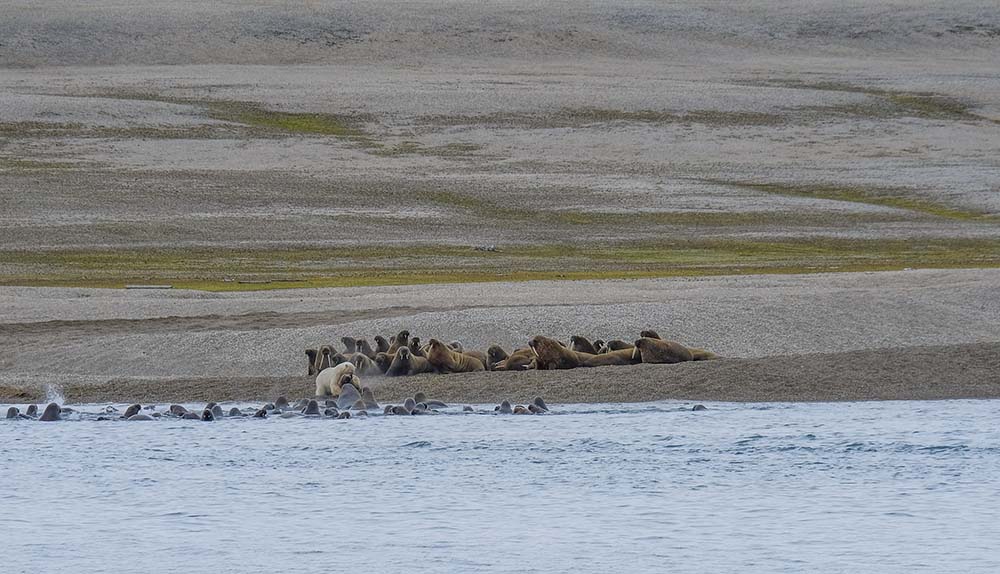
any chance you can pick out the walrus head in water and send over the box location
[39,403,62,421]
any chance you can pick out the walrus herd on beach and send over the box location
[305,329,718,397]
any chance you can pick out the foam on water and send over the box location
[2,400,999,573]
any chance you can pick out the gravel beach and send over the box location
[2,269,999,403]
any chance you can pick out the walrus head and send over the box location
[397,346,412,361]
[640,330,661,339]
[374,352,392,373]
[487,345,508,364]
[395,330,410,345]
[305,349,319,375]
[374,335,390,353]
[341,337,358,353]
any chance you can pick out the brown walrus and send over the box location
[341,337,358,354]
[352,353,383,376]
[305,348,320,376]
[688,348,719,361]
[639,330,661,339]
[570,335,600,355]
[374,352,393,374]
[632,337,694,363]
[600,340,634,353]
[492,347,536,371]
[374,335,391,354]
[387,330,410,354]
[356,338,377,359]
[387,346,436,376]
[426,338,484,373]
[318,345,337,371]
[487,345,509,369]
[528,335,594,369]
[408,337,427,358]
[581,347,641,367]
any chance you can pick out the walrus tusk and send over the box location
[632,346,638,360]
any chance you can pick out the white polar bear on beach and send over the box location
[315,362,359,397]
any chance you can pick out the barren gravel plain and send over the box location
[1,1,999,402]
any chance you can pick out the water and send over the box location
[2,400,999,573]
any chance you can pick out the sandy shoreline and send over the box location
[4,342,998,405]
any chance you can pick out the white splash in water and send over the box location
[44,383,65,405]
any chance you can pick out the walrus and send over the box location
[317,346,337,371]
[373,352,393,374]
[182,412,201,420]
[253,408,268,418]
[497,400,513,414]
[305,349,320,376]
[356,339,377,359]
[387,347,436,376]
[361,387,379,410]
[639,330,661,339]
[688,348,719,361]
[592,339,605,351]
[341,337,358,354]
[533,397,549,411]
[426,339,484,373]
[408,337,427,358]
[527,335,594,369]
[492,347,535,371]
[26,404,38,417]
[324,407,339,417]
[403,397,416,412]
[570,335,600,355]
[528,404,546,414]
[486,345,509,369]
[632,337,694,364]
[374,335,390,354]
[303,399,321,415]
[6,406,20,419]
[211,405,224,419]
[387,330,410,354]
[335,381,362,410]
[201,409,215,421]
[351,353,383,376]
[336,411,352,419]
[692,404,708,411]
[513,405,530,415]
[122,404,142,419]
[581,347,641,367]
[600,340,634,352]
[448,340,464,353]
[39,403,62,421]
[169,404,188,416]
[315,362,359,397]
[128,413,155,421]
[228,407,242,417]
[275,396,290,410]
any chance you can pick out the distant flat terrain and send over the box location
[0,1,999,287]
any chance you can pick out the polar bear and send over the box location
[315,362,360,397]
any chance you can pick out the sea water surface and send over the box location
[2,400,999,573]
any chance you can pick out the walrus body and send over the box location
[374,336,390,353]
[356,339,377,359]
[570,335,600,355]
[529,335,595,369]
[633,337,694,364]
[305,348,320,375]
[315,362,360,396]
[341,337,358,354]
[374,352,393,374]
[426,339,484,373]
[387,347,435,376]
[493,347,535,371]
[39,403,62,421]
[580,347,641,367]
